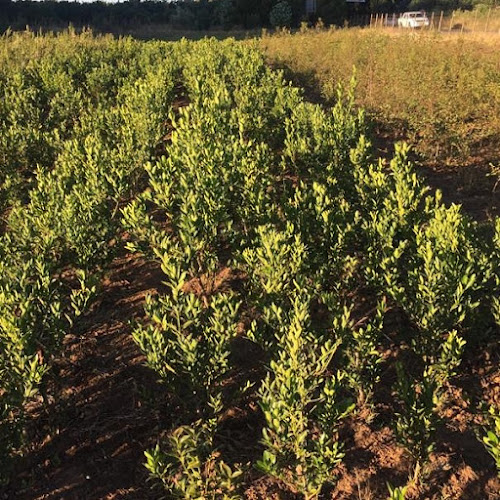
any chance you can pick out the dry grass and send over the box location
[261,27,500,166]
[450,8,500,34]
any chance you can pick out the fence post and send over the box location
[438,11,444,32]
[449,11,455,32]
[485,8,492,32]
[473,8,479,32]
[370,13,373,28]
[430,11,435,30]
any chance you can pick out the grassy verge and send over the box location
[261,27,500,169]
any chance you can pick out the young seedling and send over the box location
[257,293,352,499]
[481,406,500,477]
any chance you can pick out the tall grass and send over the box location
[261,27,500,164]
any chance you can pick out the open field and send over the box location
[261,27,500,162]
[0,30,499,499]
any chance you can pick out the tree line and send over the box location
[0,0,497,34]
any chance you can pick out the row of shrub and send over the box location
[0,29,178,483]
[122,39,500,497]
[1,31,498,498]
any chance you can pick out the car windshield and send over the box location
[409,12,426,17]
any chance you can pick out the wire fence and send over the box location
[347,9,500,34]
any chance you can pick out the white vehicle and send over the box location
[398,11,430,29]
